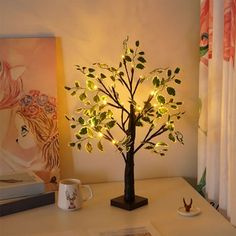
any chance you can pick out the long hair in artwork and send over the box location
[16,90,59,171]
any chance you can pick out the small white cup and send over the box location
[57,179,93,211]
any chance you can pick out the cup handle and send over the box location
[81,185,93,201]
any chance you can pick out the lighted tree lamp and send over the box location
[65,38,184,210]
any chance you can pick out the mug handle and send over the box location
[81,185,93,201]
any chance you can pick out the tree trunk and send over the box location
[124,103,136,202]
[124,151,135,202]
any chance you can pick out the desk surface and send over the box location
[1,177,236,236]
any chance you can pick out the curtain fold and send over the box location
[199,0,236,226]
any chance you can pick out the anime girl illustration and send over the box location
[14,90,60,190]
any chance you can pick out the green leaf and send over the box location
[87,128,94,138]
[78,117,85,125]
[88,68,95,73]
[125,56,132,62]
[169,133,176,142]
[107,110,113,118]
[92,117,99,126]
[106,120,116,129]
[76,108,83,113]
[156,112,162,118]
[176,102,183,105]
[136,63,145,69]
[85,142,93,153]
[139,51,145,55]
[167,69,172,77]
[111,67,116,72]
[77,143,82,150]
[135,40,140,47]
[97,141,104,151]
[95,125,102,132]
[79,92,87,101]
[136,120,143,126]
[93,95,100,103]
[87,73,95,78]
[110,76,115,81]
[153,76,160,87]
[70,124,76,129]
[71,91,76,96]
[174,67,180,74]
[69,142,76,147]
[119,71,124,76]
[142,116,151,123]
[75,133,81,140]
[86,80,96,90]
[167,124,175,131]
[100,73,106,79]
[175,79,181,84]
[156,141,168,147]
[64,86,71,90]
[145,145,153,150]
[100,112,107,121]
[171,104,178,109]
[137,57,146,63]
[157,95,165,104]
[75,81,80,88]
[167,87,176,96]
[158,107,168,114]
[79,127,87,135]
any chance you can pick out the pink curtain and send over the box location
[199,0,236,226]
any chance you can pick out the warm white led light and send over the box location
[136,106,142,111]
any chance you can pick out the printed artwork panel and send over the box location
[0,37,59,191]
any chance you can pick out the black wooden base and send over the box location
[110,195,148,210]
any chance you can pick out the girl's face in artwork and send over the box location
[15,114,37,149]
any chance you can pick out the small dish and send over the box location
[177,206,201,217]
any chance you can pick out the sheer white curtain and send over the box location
[198,0,236,226]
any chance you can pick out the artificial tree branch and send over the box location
[116,121,127,134]
[132,78,141,98]
[118,74,130,92]
[146,124,168,142]
[97,79,117,102]
[123,59,131,84]
[98,80,129,115]
[98,88,110,97]
[133,124,167,154]
[107,102,129,115]
[107,102,122,110]
[121,109,127,132]
[135,95,154,123]
[130,67,134,99]
[105,130,126,161]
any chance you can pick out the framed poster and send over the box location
[0,37,59,191]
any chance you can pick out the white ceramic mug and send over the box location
[57,179,93,211]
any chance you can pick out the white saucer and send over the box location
[177,207,201,217]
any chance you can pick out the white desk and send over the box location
[1,177,236,236]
